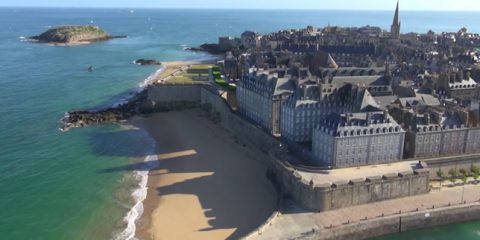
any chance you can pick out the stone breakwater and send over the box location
[59,84,202,131]
[60,89,149,131]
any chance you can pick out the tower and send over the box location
[391,0,401,39]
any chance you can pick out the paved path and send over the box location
[249,184,480,240]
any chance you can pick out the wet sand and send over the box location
[131,109,278,240]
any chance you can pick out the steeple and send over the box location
[391,0,401,39]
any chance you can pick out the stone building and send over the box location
[236,68,296,135]
[316,67,394,96]
[218,36,241,51]
[240,31,261,49]
[223,52,241,80]
[389,103,480,158]
[281,83,379,142]
[330,75,393,96]
[312,110,405,167]
[318,67,386,78]
[437,70,478,102]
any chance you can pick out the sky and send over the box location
[0,0,480,11]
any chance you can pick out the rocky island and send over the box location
[29,25,126,45]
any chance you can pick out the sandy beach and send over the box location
[131,109,278,240]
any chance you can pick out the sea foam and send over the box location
[112,67,164,240]
[113,130,159,240]
[138,65,165,89]
[111,65,165,109]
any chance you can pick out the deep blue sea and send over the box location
[1,7,480,240]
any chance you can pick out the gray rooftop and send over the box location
[317,111,404,137]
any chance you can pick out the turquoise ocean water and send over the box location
[0,8,480,240]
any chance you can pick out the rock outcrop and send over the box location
[185,43,226,54]
[29,25,126,45]
[60,90,148,131]
[134,59,162,66]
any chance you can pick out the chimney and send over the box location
[465,111,470,127]
[366,112,372,126]
[424,113,430,124]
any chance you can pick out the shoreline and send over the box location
[111,55,253,240]
[59,55,219,131]
[129,109,278,240]
[113,124,158,240]
[110,57,219,240]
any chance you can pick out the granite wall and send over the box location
[423,154,480,178]
[199,85,280,153]
[145,84,201,110]
[299,203,480,240]
[146,84,429,211]
[269,156,430,211]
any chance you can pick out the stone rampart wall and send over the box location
[146,84,430,211]
[269,156,429,211]
[298,203,480,240]
[423,154,480,178]
[145,84,202,110]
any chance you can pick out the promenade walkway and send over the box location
[249,184,480,240]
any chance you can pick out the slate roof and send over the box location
[317,111,404,137]
[331,75,391,86]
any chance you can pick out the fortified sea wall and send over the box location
[146,84,279,153]
[145,84,480,239]
[422,154,480,178]
[144,84,429,211]
[145,84,201,110]
[298,203,480,240]
[270,158,429,211]
[144,84,480,178]
[199,85,279,153]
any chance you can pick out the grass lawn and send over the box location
[168,65,211,84]
[189,64,213,70]
[168,75,195,84]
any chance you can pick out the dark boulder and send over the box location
[134,59,162,66]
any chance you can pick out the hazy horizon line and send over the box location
[1,6,480,12]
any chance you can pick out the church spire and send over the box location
[391,0,401,39]
[393,0,400,26]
